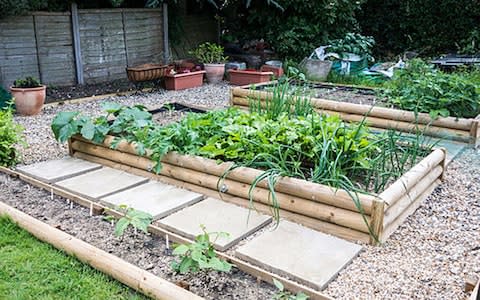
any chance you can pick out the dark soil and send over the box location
[45,79,161,103]
[0,175,276,299]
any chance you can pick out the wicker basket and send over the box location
[126,64,172,82]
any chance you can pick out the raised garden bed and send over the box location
[231,82,480,146]
[67,134,446,245]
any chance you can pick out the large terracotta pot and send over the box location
[10,85,46,116]
[203,63,225,84]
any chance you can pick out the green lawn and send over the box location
[0,215,148,300]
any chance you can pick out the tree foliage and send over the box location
[221,0,365,60]
[358,0,480,56]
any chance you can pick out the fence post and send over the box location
[71,3,84,84]
[162,2,170,63]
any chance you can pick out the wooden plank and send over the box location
[0,48,38,57]
[379,148,445,206]
[466,275,479,292]
[71,2,84,84]
[381,179,441,242]
[384,165,443,226]
[369,199,385,245]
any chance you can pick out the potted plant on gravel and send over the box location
[189,42,228,84]
[9,76,46,116]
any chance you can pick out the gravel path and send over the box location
[7,82,480,299]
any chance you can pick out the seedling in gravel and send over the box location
[171,225,232,274]
[272,278,309,300]
[106,204,153,237]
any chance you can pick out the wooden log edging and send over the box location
[0,167,332,300]
[68,135,446,245]
[231,86,480,145]
[0,201,204,300]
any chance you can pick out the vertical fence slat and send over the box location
[163,3,169,63]
[71,3,84,85]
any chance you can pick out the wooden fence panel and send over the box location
[123,9,164,67]
[0,7,206,88]
[78,11,127,83]
[0,16,40,87]
[34,13,76,86]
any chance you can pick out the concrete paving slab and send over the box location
[158,198,272,251]
[16,157,102,183]
[235,220,362,290]
[55,167,148,200]
[101,181,204,219]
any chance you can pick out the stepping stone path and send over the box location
[55,167,148,199]
[101,181,204,219]
[17,157,365,290]
[236,220,362,290]
[158,197,272,251]
[16,157,101,183]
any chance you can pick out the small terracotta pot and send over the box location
[203,63,225,83]
[10,85,46,116]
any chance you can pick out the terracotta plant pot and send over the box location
[203,63,225,84]
[164,70,206,90]
[260,64,284,78]
[228,69,273,86]
[10,85,46,116]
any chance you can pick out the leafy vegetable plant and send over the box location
[327,33,375,62]
[272,278,309,300]
[171,225,232,274]
[381,59,480,119]
[0,106,27,167]
[108,205,153,237]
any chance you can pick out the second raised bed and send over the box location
[230,82,480,146]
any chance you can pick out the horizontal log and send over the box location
[95,135,375,214]
[383,165,443,226]
[231,88,473,130]
[71,141,371,232]
[232,98,472,143]
[72,151,371,244]
[379,148,445,206]
[381,179,441,242]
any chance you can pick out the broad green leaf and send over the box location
[114,217,130,236]
[172,244,189,256]
[80,120,95,140]
[102,102,123,114]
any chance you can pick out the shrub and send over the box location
[0,107,26,167]
[358,0,480,56]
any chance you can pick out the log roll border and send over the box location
[230,85,480,145]
[68,135,446,245]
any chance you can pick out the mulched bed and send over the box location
[0,175,276,300]
[46,79,161,103]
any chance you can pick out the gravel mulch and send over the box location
[4,82,480,299]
